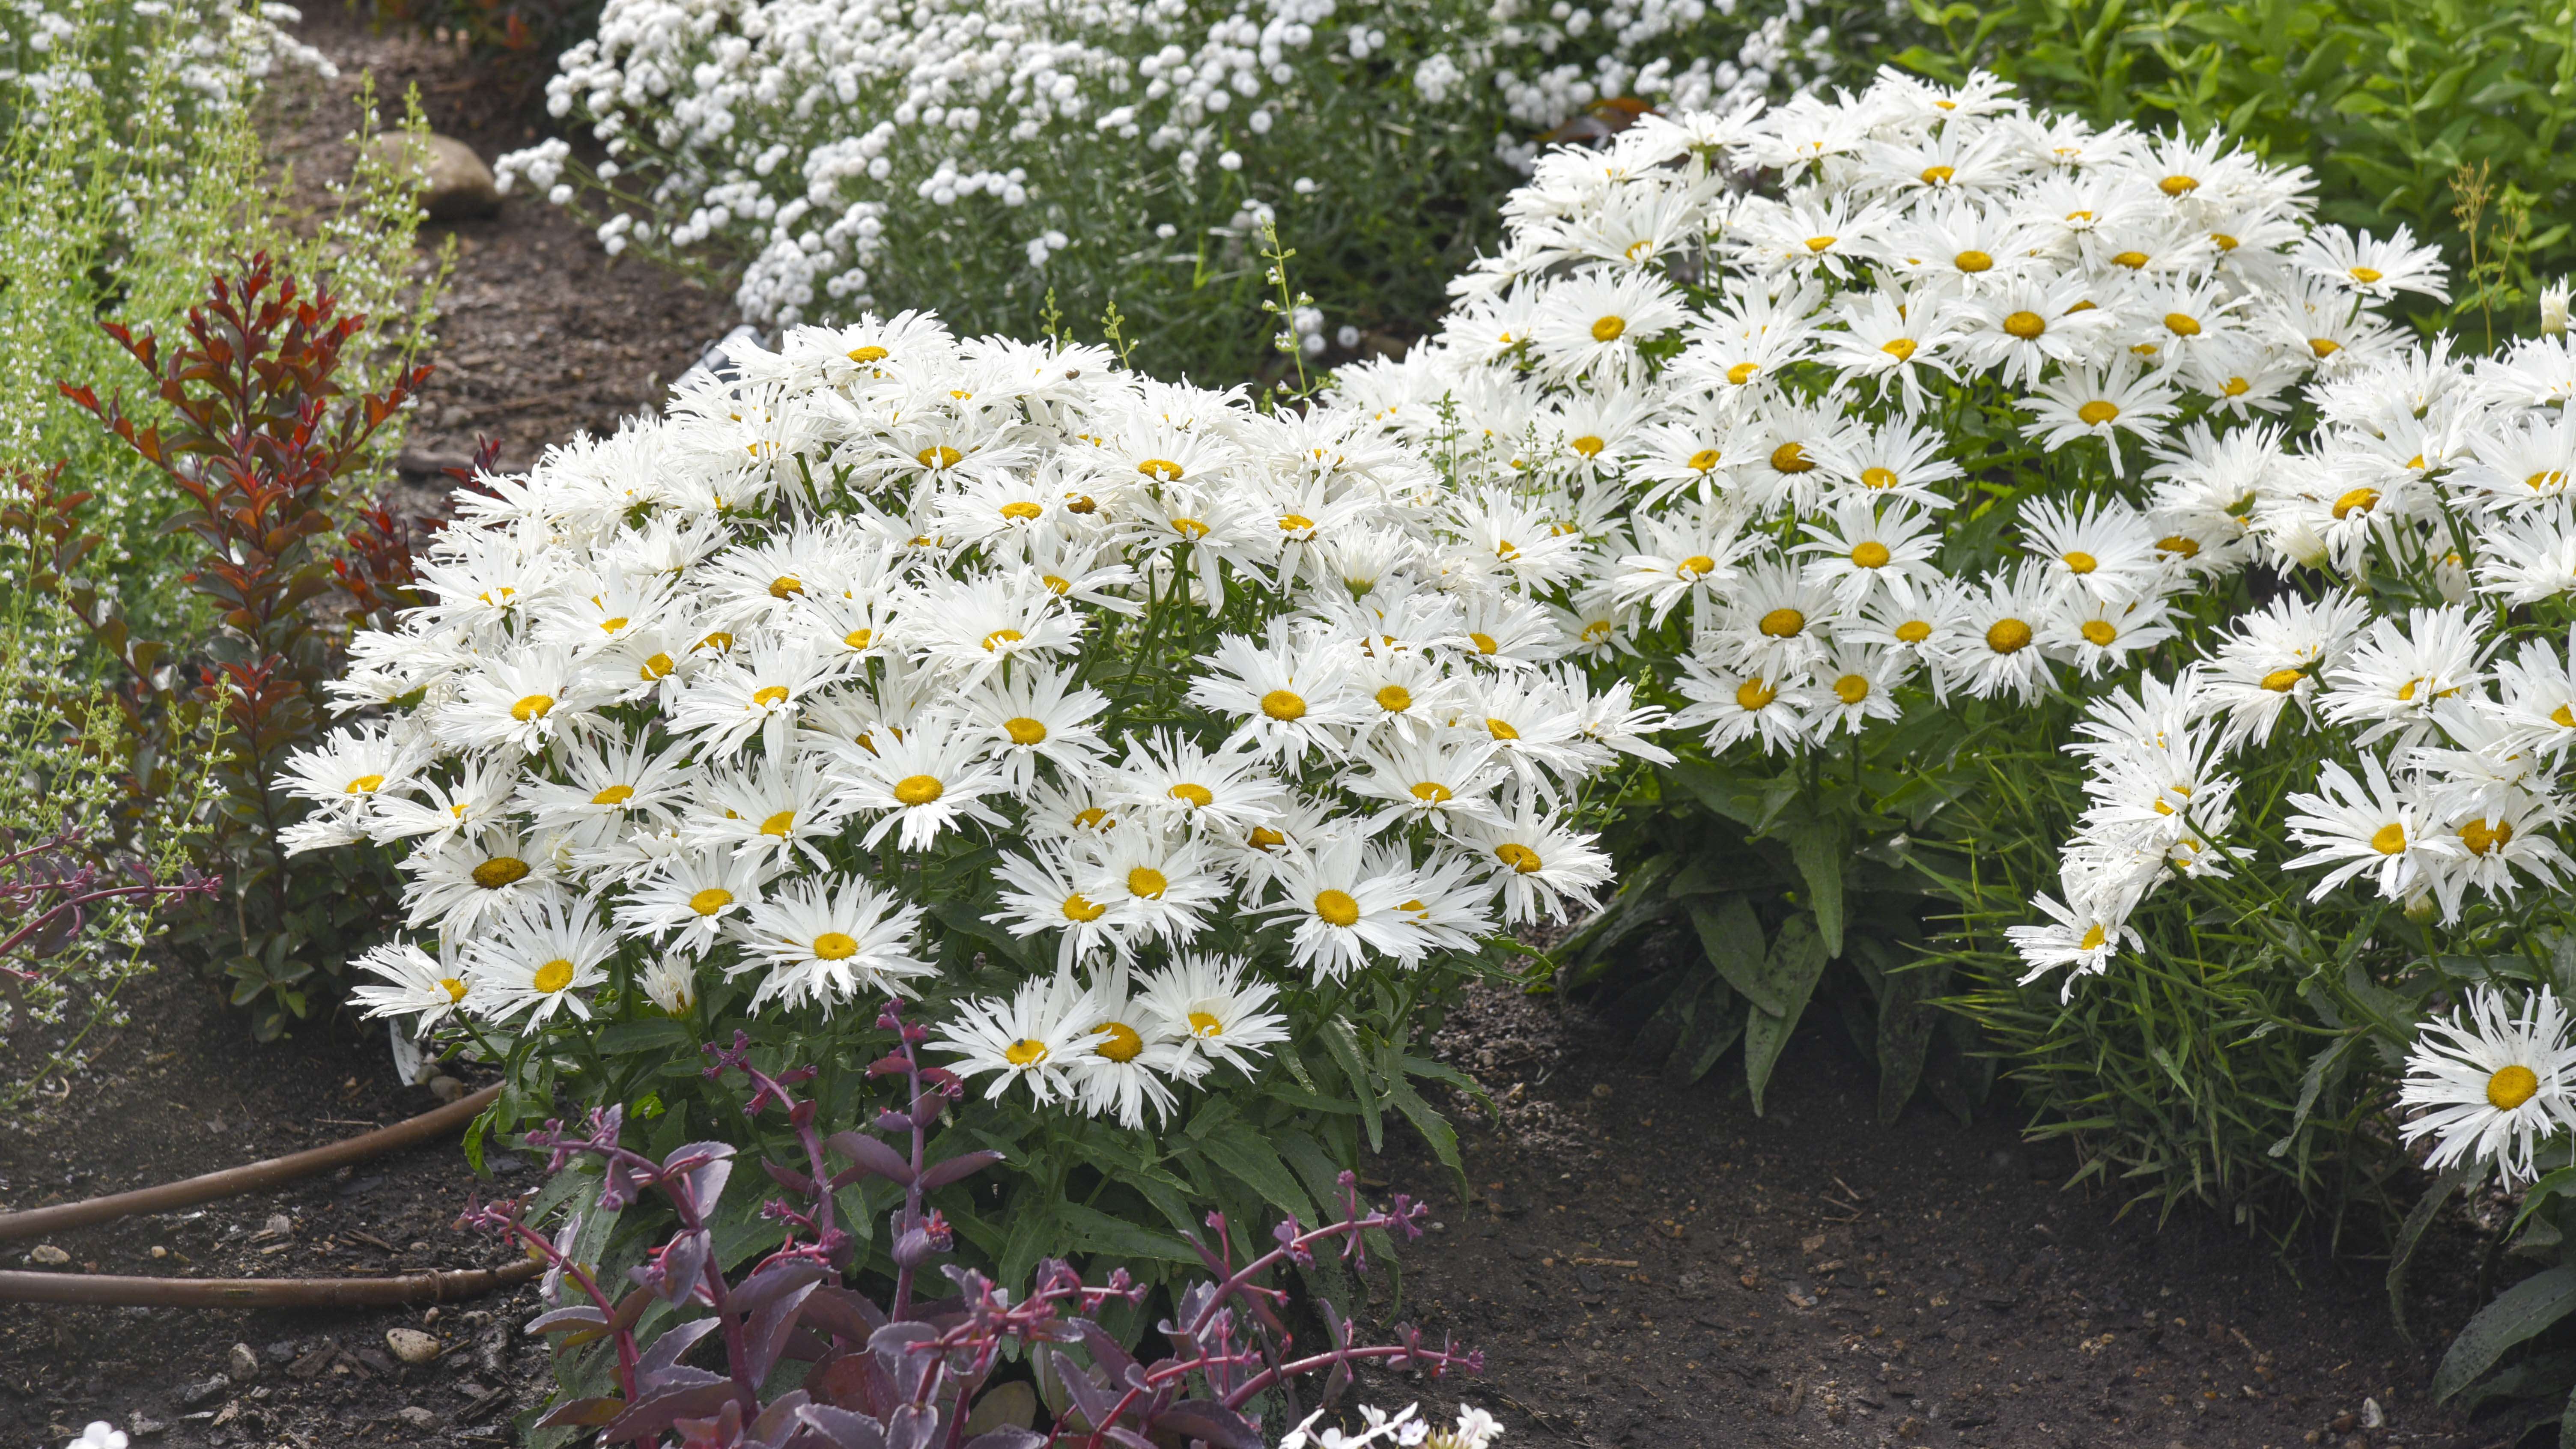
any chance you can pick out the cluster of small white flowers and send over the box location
[283,313,1660,1128]
[493,0,1834,334]
[1279,1401,1503,1449]
[0,0,332,112]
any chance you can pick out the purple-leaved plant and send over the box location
[0,828,219,979]
[465,999,1480,1449]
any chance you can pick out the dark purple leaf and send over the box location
[764,1158,820,1195]
[809,1351,898,1418]
[1076,1321,1139,1383]
[744,1280,824,1385]
[826,1131,916,1185]
[801,1286,887,1346]
[917,1150,1004,1192]
[1149,1400,1264,1449]
[732,1258,832,1319]
[640,1318,721,1378]
[601,1383,738,1444]
[883,1402,939,1449]
[636,1365,728,1395]
[525,1304,610,1334]
[782,1403,888,1449]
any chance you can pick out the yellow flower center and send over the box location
[1248,825,1288,851]
[892,775,945,807]
[591,784,635,806]
[2109,250,2149,269]
[1880,337,1917,361]
[1066,495,1097,514]
[1128,867,1169,900]
[1496,842,1544,874]
[1894,620,1932,644]
[1000,500,1044,521]
[2349,265,2384,284]
[1985,619,2033,654]
[641,652,676,680]
[2003,310,2046,340]
[1470,632,1500,655]
[1375,685,1413,713]
[1041,575,1070,596]
[2223,377,2251,397]
[2332,487,2379,520]
[1735,677,1777,710]
[1806,235,1837,252]
[1758,607,1806,638]
[2076,400,2121,426]
[918,445,963,470]
[843,628,875,650]
[698,631,736,653]
[533,959,575,994]
[2062,550,2098,575]
[1314,888,1362,927]
[1261,689,1308,721]
[1004,1038,1049,1067]
[1851,541,1892,569]
[2081,620,2117,646]
[760,809,797,837]
[2163,313,2201,337]
[511,694,556,722]
[2260,667,2305,692]
[1679,554,1719,579]
[689,887,733,916]
[1277,513,1314,532]
[2462,818,2514,856]
[2211,232,2239,250]
[1137,458,1185,482]
[1687,447,1721,471]
[472,856,530,889]
[2531,470,2569,492]
[1073,806,1110,830]
[2554,704,2576,728]
[438,977,467,1002]
[847,344,889,364]
[753,685,790,707]
[2159,174,2197,196]
[1920,164,1955,185]
[1410,781,1454,804]
[2310,337,2341,359]
[1004,717,1048,746]
[1591,316,1626,343]
[1571,435,1607,458]
[768,575,806,601]
[1726,361,1761,385]
[1861,466,1899,490]
[2369,822,2406,855]
[346,773,385,795]
[1093,1021,1145,1062]
[1953,249,1993,273]
[1168,782,1215,808]
[1770,442,1815,474]
[1062,892,1107,922]
[1187,1011,1225,1038]
[2489,1064,2540,1110]
[982,627,1025,651]
[2157,535,2200,558]
[1833,674,1871,704]
[1487,716,1520,741]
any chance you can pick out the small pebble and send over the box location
[1590,1082,1613,1100]
[264,1342,295,1366]
[427,1075,466,1103]
[386,1328,442,1366]
[261,1213,292,1237]
[227,1343,260,1381]
[127,1413,165,1439]
[148,1246,167,1259]
[397,1406,440,1430]
[27,1244,69,1265]
[174,1374,230,1409]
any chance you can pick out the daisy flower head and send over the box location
[1462,804,1615,926]
[729,875,933,1013]
[829,714,1011,851]
[464,902,618,1029]
[1065,964,1200,1128]
[2004,870,2144,999]
[932,969,1092,1108]
[2399,986,2576,1184]
[1137,953,1291,1076]
[2281,752,2463,906]
[348,939,475,1036]
[2019,355,2179,476]
[401,826,567,936]
[1528,267,1688,382]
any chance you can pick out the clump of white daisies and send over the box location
[492,0,1849,371]
[1320,69,2576,1183]
[281,312,1658,1131]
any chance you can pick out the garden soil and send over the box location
[0,12,2526,1449]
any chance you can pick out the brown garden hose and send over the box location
[0,1256,543,1307]
[0,1082,501,1243]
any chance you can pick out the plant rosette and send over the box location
[283,314,1659,1288]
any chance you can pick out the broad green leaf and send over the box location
[1874,956,1950,1125]
[1779,820,1847,957]
[1319,1019,1383,1153]
[1742,914,1830,1115]
[1196,1121,1316,1222]
[2435,1266,2576,1402]
[2391,1160,2481,1342]
[1055,1201,1202,1265]
[1691,896,1777,1014]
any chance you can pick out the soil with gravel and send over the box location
[0,11,2538,1449]
[1356,980,2501,1449]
